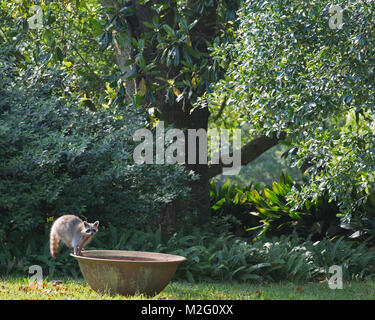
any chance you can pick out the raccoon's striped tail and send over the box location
[50,230,60,258]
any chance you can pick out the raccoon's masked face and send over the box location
[83,221,99,236]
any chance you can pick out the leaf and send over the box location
[55,47,64,62]
[257,207,281,218]
[264,188,279,204]
[232,266,247,275]
[191,74,198,88]
[29,283,38,290]
[162,24,175,37]
[152,15,159,26]
[173,47,180,66]
[99,32,112,51]
[284,172,294,186]
[240,274,262,281]
[172,87,181,97]
[154,225,162,247]
[248,262,271,272]
[143,21,155,30]
[272,181,287,196]
[44,30,55,47]
[186,270,194,283]
[138,78,146,97]
[63,61,72,68]
[212,198,226,211]
[233,192,240,205]
[138,39,145,51]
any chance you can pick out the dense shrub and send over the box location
[210,181,261,236]
[4,218,374,282]
[210,173,353,241]
[0,57,192,260]
[347,189,375,245]
[164,222,375,282]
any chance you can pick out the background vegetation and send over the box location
[1,0,375,287]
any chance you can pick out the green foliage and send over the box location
[0,0,117,106]
[0,0,238,113]
[306,237,375,281]
[1,0,375,285]
[211,0,375,217]
[246,172,345,240]
[0,232,78,280]
[3,277,375,300]
[169,227,375,282]
[209,180,260,235]
[219,144,306,189]
[0,56,191,261]
[210,173,345,241]
[2,217,374,283]
[348,189,375,244]
[109,220,375,282]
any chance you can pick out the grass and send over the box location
[0,277,375,300]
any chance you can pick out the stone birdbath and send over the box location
[71,249,187,296]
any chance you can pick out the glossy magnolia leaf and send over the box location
[138,78,146,97]
[173,47,180,66]
[162,24,175,37]
[98,32,112,51]
[55,47,63,62]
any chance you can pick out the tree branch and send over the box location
[212,96,228,121]
[69,42,106,88]
[207,133,286,179]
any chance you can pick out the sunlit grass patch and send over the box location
[1,278,374,300]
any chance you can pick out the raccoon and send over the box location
[50,215,99,258]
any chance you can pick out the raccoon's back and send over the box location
[50,215,83,257]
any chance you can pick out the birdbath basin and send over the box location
[71,250,186,296]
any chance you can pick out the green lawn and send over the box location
[0,278,374,300]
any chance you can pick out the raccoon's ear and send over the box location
[83,221,89,228]
[93,221,99,228]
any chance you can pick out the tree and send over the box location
[211,0,375,217]
[3,0,373,224]
[99,0,289,223]
[2,0,278,224]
